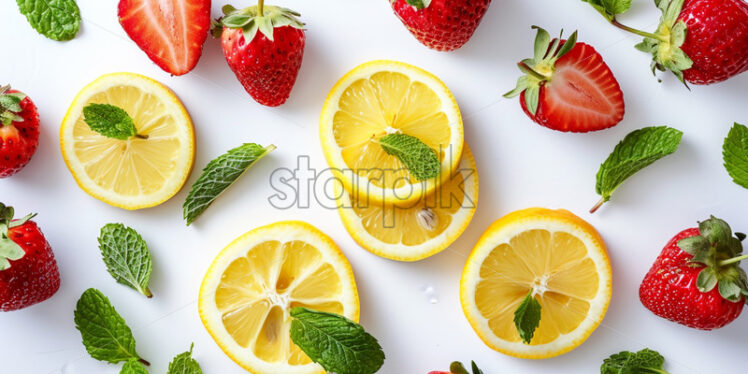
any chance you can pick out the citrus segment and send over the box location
[460,208,611,358]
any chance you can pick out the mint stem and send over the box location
[720,254,748,266]
[589,198,605,214]
[611,19,668,42]
[139,357,150,366]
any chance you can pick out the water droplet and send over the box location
[421,285,438,304]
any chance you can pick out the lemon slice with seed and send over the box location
[199,221,359,374]
[60,72,194,210]
[336,144,479,261]
[320,60,463,206]
[460,208,612,359]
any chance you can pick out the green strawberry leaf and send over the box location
[120,359,149,374]
[723,123,748,189]
[0,203,33,271]
[183,143,275,225]
[601,348,669,374]
[98,223,153,298]
[289,307,385,374]
[405,0,432,9]
[449,362,470,374]
[16,0,81,41]
[379,133,440,181]
[592,126,683,213]
[581,0,631,20]
[677,236,709,255]
[513,291,541,344]
[74,288,147,365]
[696,268,718,293]
[167,343,202,374]
[83,104,141,140]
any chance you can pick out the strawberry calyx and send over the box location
[0,85,27,127]
[448,360,484,374]
[503,26,578,116]
[398,0,432,10]
[678,216,748,304]
[214,1,304,42]
[0,203,36,271]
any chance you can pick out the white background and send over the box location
[1,1,747,373]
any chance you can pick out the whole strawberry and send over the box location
[504,27,625,133]
[586,0,748,85]
[390,0,491,52]
[0,203,60,311]
[640,216,748,330]
[429,360,483,374]
[0,85,40,178]
[118,0,211,76]
[214,1,305,107]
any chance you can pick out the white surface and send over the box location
[1,1,747,373]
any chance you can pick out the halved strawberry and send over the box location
[118,0,211,76]
[505,27,625,133]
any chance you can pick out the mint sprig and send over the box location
[289,307,384,374]
[167,343,202,374]
[723,123,748,189]
[513,291,541,344]
[591,126,683,213]
[601,348,669,374]
[83,104,148,140]
[120,360,149,374]
[98,223,153,298]
[74,288,149,366]
[183,143,275,225]
[16,0,81,41]
[378,133,440,181]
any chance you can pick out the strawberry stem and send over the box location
[589,198,605,214]
[720,254,748,266]
[0,85,9,95]
[611,19,668,42]
[517,62,547,81]
[258,0,264,15]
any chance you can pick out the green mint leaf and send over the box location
[183,143,275,225]
[723,123,748,189]
[378,133,440,181]
[167,343,202,374]
[594,126,683,210]
[601,348,668,374]
[120,359,149,374]
[73,288,145,364]
[513,291,541,344]
[98,223,153,298]
[16,0,81,41]
[289,307,385,374]
[83,104,139,140]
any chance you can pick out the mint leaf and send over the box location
[16,0,81,41]
[378,133,440,181]
[183,143,275,225]
[83,104,141,140]
[289,307,384,374]
[167,344,202,374]
[98,223,153,298]
[601,348,669,374]
[723,123,748,189]
[513,291,541,344]
[73,288,146,365]
[120,360,149,374]
[581,0,631,20]
[592,126,683,213]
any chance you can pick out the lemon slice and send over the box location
[320,60,464,206]
[199,221,359,374]
[60,73,194,210]
[460,208,611,359]
[336,144,479,261]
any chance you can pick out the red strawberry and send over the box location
[0,85,40,178]
[0,204,60,311]
[640,216,748,330]
[504,27,625,133]
[588,0,748,85]
[390,0,491,52]
[429,360,483,374]
[118,0,211,76]
[214,1,305,107]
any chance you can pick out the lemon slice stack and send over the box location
[319,60,478,261]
